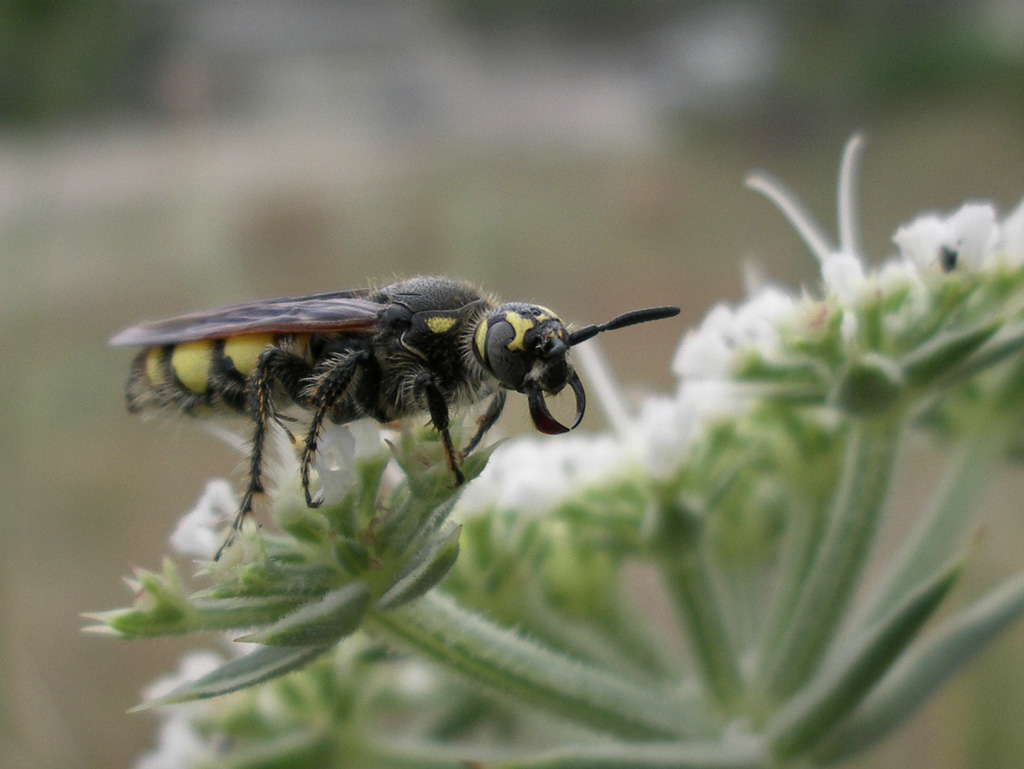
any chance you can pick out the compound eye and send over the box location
[484,320,530,389]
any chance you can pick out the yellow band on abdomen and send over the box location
[170,340,213,394]
[223,333,276,376]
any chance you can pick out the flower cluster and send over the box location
[92,136,1024,769]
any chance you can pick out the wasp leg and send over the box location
[414,372,465,485]
[300,350,371,508]
[216,347,311,560]
[459,389,506,460]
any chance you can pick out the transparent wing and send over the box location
[110,289,381,347]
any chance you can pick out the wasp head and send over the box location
[474,303,585,435]
[473,301,681,436]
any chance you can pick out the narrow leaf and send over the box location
[902,321,1000,388]
[811,569,1024,764]
[239,582,370,646]
[859,429,996,625]
[134,645,330,708]
[943,320,1024,385]
[376,524,462,611]
[768,558,961,758]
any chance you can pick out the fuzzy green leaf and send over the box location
[376,524,462,611]
[767,559,961,758]
[238,582,370,647]
[135,645,331,708]
[811,569,1024,764]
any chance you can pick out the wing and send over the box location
[110,289,381,347]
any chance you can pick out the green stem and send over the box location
[754,496,827,697]
[367,592,704,740]
[660,538,744,711]
[757,416,903,703]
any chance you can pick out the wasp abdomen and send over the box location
[126,333,310,415]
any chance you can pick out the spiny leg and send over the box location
[415,371,464,485]
[300,350,370,508]
[216,347,311,560]
[459,389,506,460]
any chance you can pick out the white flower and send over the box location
[672,286,797,381]
[313,419,388,506]
[893,203,999,272]
[170,479,237,559]
[134,717,211,769]
[630,390,710,479]
[456,433,627,517]
[452,136,1024,516]
[135,651,224,769]
[674,305,738,380]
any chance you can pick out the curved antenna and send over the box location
[568,306,680,346]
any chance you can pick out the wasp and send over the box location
[111,276,679,554]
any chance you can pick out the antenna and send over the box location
[568,306,680,346]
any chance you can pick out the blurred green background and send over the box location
[3,1,1024,767]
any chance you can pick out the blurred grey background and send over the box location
[3,2,1024,767]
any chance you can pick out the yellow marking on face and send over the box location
[170,340,213,394]
[426,315,458,334]
[223,333,275,376]
[475,318,489,361]
[145,348,166,385]
[504,311,538,352]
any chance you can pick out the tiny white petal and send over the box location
[893,215,947,271]
[457,434,626,517]
[947,203,998,269]
[876,258,924,291]
[136,650,230,767]
[893,204,999,272]
[349,418,387,460]
[672,288,795,383]
[170,480,236,559]
[733,286,796,347]
[134,717,211,769]
[309,420,387,507]
[673,305,738,380]
[314,423,358,506]
[821,252,866,302]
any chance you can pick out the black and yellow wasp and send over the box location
[111,276,679,553]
